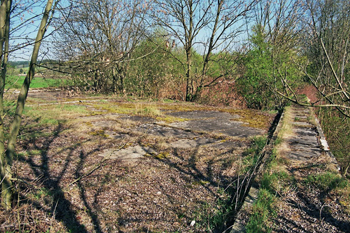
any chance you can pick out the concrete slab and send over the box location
[294,128,318,137]
[169,118,263,137]
[169,138,217,149]
[288,149,321,160]
[293,122,313,127]
[99,145,157,160]
[289,136,319,147]
[137,124,199,138]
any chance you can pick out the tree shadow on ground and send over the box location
[12,122,111,232]
[17,123,89,232]
[154,145,250,232]
[6,119,257,232]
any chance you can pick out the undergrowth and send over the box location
[246,150,279,233]
[240,137,267,175]
[306,172,350,212]
[306,172,349,191]
[209,136,267,232]
[246,135,285,232]
[317,108,350,176]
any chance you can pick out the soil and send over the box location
[0,90,274,232]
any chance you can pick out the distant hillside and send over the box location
[9,61,29,68]
[9,59,58,68]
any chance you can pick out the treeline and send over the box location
[8,60,29,68]
[9,60,59,68]
[50,1,349,109]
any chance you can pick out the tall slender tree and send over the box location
[0,0,59,210]
[0,0,13,210]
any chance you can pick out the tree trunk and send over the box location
[185,50,192,101]
[112,67,117,94]
[0,0,12,210]
[3,0,55,209]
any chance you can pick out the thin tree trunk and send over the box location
[185,50,192,101]
[3,0,55,209]
[0,0,12,210]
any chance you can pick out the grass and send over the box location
[209,136,267,231]
[3,103,89,144]
[240,136,267,174]
[91,101,189,123]
[305,171,350,214]
[245,109,290,232]
[306,172,349,191]
[221,108,273,130]
[246,189,276,233]
[23,104,88,126]
[5,75,66,89]
[261,170,293,194]
[277,106,294,138]
[0,102,89,144]
[245,147,282,232]
[134,103,162,116]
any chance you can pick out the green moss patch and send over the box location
[221,109,273,129]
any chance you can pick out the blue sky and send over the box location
[9,0,68,61]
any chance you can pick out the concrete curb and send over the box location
[310,107,341,171]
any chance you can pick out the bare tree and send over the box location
[152,0,259,101]
[53,0,150,94]
[274,0,350,117]
[0,0,60,210]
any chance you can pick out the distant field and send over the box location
[6,75,66,89]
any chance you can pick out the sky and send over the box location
[8,0,254,62]
[9,0,68,62]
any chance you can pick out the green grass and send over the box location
[240,137,267,174]
[245,143,281,232]
[246,152,280,233]
[261,170,292,193]
[305,172,350,213]
[246,189,276,233]
[5,75,66,89]
[21,104,88,127]
[208,137,268,231]
[306,172,349,191]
